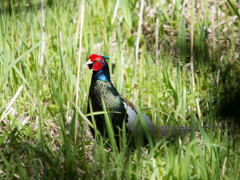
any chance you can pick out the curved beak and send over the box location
[86,59,93,65]
[86,59,94,69]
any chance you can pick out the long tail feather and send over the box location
[152,125,208,138]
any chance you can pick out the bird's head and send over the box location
[86,54,109,71]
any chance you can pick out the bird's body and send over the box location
[86,54,197,144]
[88,79,126,137]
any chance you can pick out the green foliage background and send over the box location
[0,0,239,179]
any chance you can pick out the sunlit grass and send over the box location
[0,0,239,179]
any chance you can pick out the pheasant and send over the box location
[86,54,199,145]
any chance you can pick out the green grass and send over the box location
[0,0,240,179]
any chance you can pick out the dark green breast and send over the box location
[87,80,126,137]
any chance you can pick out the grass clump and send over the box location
[0,0,239,179]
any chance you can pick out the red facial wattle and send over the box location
[92,60,102,71]
[87,54,104,71]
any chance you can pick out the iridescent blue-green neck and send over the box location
[92,59,111,82]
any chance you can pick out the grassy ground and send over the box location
[0,0,240,179]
